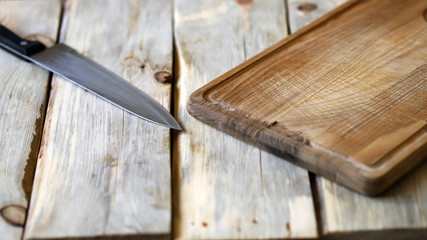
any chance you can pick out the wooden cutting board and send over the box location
[187,0,427,195]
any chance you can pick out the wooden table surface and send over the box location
[0,0,426,239]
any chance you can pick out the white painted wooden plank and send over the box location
[287,0,427,239]
[24,0,173,239]
[173,0,317,239]
[0,1,61,240]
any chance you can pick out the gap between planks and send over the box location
[21,1,68,236]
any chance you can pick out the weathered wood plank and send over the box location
[24,0,173,239]
[318,163,427,239]
[287,0,427,238]
[0,1,61,240]
[173,0,317,239]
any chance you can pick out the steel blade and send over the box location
[26,44,181,130]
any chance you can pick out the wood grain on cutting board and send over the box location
[188,0,427,195]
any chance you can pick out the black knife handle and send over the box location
[0,24,45,58]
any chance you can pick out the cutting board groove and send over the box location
[187,0,427,195]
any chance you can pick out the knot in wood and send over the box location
[25,34,55,48]
[297,2,317,12]
[0,204,27,227]
[154,71,172,84]
[235,0,254,6]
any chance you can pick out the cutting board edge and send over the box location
[187,90,427,196]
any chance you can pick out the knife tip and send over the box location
[154,115,181,130]
[169,121,182,131]
[172,126,182,131]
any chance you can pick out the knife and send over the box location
[0,24,181,130]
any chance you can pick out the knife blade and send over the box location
[0,24,181,130]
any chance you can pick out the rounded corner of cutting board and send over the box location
[187,87,211,119]
[350,135,427,195]
[340,165,395,196]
